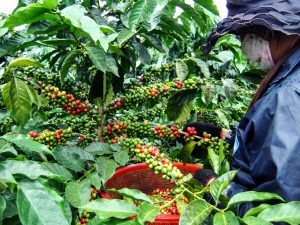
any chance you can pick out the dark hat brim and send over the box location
[202,1,300,53]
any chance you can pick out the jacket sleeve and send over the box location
[228,83,300,216]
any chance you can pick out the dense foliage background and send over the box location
[1,0,299,225]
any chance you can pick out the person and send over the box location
[191,0,300,217]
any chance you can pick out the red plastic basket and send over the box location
[105,163,202,225]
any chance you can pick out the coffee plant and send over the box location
[0,0,299,225]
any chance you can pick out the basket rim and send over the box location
[105,163,202,222]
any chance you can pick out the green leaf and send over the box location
[138,202,160,224]
[242,216,272,225]
[41,0,58,9]
[166,101,193,123]
[179,199,212,225]
[190,58,210,78]
[7,58,42,70]
[86,45,107,73]
[222,79,236,102]
[176,60,188,82]
[41,39,77,46]
[208,148,220,174]
[109,188,153,203]
[1,160,66,182]
[117,28,135,46]
[17,179,69,225]
[2,82,12,110]
[96,157,117,184]
[9,78,33,125]
[53,146,91,171]
[210,170,238,203]
[43,163,73,181]
[1,133,52,155]
[88,172,101,189]
[244,204,271,217]
[61,4,86,28]
[133,41,151,65]
[60,50,79,82]
[180,141,196,163]
[258,202,300,224]
[81,198,138,219]
[2,4,49,28]
[214,109,229,129]
[202,83,216,104]
[144,0,168,31]
[0,195,6,225]
[65,180,90,207]
[0,164,17,184]
[213,211,239,225]
[113,151,129,166]
[228,191,284,208]
[106,55,119,76]
[80,16,108,51]
[85,142,113,156]
[26,85,44,109]
[128,0,157,30]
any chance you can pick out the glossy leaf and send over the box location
[80,16,108,51]
[0,164,17,184]
[81,198,138,219]
[1,133,52,155]
[7,58,42,70]
[2,4,49,28]
[17,179,69,225]
[9,78,32,125]
[133,41,151,65]
[213,211,239,225]
[222,79,236,102]
[138,202,160,224]
[214,109,229,128]
[1,160,66,181]
[202,83,216,104]
[179,199,212,225]
[166,101,193,123]
[176,60,188,82]
[208,148,220,174]
[53,146,89,171]
[128,0,157,30]
[106,55,119,76]
[117,28,135,46]
[210,170,238,203]
[244,204,271,217]
[258,202,300,224]
[190,57,210,78]
[228,191,284,208]
[109,188,153,203]
[113,151,129,166]
[0,195,5,225]
[242,216,272,225]
[180,141,196,163]
[60,50,79,82]
[2,82,12,109]
[96,157,117,184]
[41,0,58,9]
[85,142,112,156]
[65,180,90,207]
[86,45,107,73]
[60,4,86,28]
[143,0,168,31]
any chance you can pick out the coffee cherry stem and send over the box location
[159,191,184,210]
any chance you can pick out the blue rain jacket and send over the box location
[227,47,300,217]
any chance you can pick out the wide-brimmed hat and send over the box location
[202,0,300,53]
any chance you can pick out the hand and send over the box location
[194,169,217,186]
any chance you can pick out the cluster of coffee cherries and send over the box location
[28,128,72,149]
[109,98,125,110]
[149,188,189,215]
[183,127,197,142]
[108,134,128,144]
[124,105,165,122]
[153,124,180,140]
[122,138,183,181]
[106,120,127,136]
[183,77,204,89]
[174,80,184,89]
[41,84,89,115]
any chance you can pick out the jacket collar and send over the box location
[269,46,300,86]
